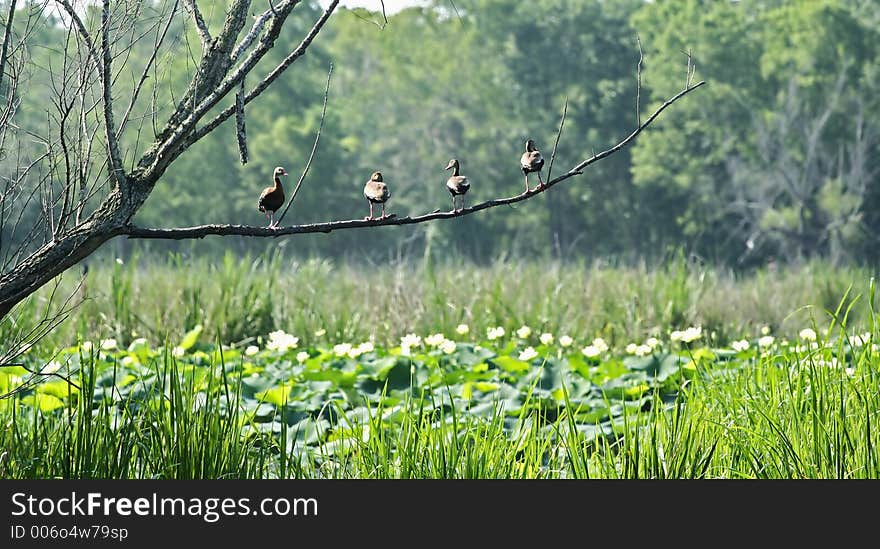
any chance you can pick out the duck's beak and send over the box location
[282,170,289,176]
[444,161,455,171]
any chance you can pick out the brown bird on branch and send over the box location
[258,166,288,228]
[363,171,390,220]
[520,139,545,192]
[444,158,470,212]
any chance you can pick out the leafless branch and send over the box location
[230,4,275,63]
[635,34,642,126]
[0,0,18,92]
[118,0,180,136]
[545,96,568,182]
[182,0,337,152]
[183,0,212,48]
[126,81,706,241]
[100,0,125,189]
[277,62,332,225]
[235,79,248,164]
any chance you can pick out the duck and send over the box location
[444,158,470,212]
[520,139,545,192]
[258,166,288,227]
[363,171,390,220]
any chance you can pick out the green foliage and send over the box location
[4,0,878,267]
[3,287,880,479]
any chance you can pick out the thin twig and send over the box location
[636,34,643,126]
[350,1,388,30]
[447,0,463,24]
[546,96,568,182]
[100,0,125,188]
[277,61,332,225]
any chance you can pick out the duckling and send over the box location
[363,171,390,220]
[520,139,545,192]
[258,166,288,227]
[444,158,470,212]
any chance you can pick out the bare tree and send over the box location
[724,65,878,265]
[0,0,704,324]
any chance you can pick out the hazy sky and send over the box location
[319,0,426,13]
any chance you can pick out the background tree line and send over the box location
[4,0,879,269]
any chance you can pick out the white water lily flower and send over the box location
[634,344,652,357]
[244,345,260,356]
[121,355,137,367]
[358,341,375,354]
[100,338,118,351]
[455,324,469,335]
[487,326,506,340]
[559,335,573,348]
[760,325,771,335]
[758,336,775,348]
[80,341,93,353]
[425,333,446,347]
[581,345,600,358]
[625,343,638,354]
[539,333,554,345]
[799,328,817,341]
[440,339,457,354]
[43,360,62,374]
[646,337,660,349]
[333,343,352,357]
[172,346,185,357]
[296,351,310,363]
[266,330,299,352]
[516,325,532,339]
[853,332,871,347]
[671,326,702,343]
[592,338,609,353]
[128,337,148,351]
[400,333,422,349]
[314,329,326,338]
[845,367,855,377]
[731,339,750,352]
[519,347,538,361]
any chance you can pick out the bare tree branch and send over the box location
[182,0,338,151]
[545,96,568,182]
[277,61,333,225]
[635,34,642,126]
[100,0,126,189]
[183,0,212,48]
[0,0,18,93]
[125,81,706,241]
[117,0,180,136]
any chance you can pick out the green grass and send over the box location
[1,255,879,479]
[3,251,877,351]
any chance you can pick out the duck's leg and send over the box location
[451,195,457,212]
[365,202,374,220]
[536,171,546,190]
[524,173,530,193]
[381,203,387,219]
[461,194,466,210]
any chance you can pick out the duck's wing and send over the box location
[364,180,390,202]
[447,175,469,194]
